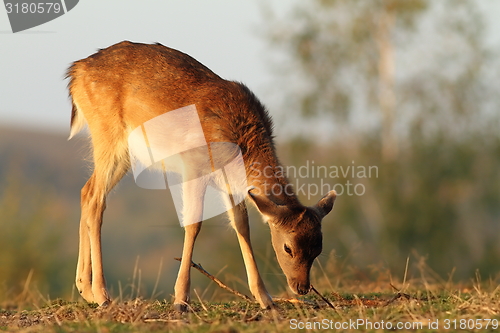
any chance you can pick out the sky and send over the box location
[0,1,499,137]
[0,0,293,135]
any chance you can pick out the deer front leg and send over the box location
[228,202,273,309]
[173,221,202,312]
[173,177,205,312]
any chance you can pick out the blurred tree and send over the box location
[265,0,493,158]
[264,0,500,279]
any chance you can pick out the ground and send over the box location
[1,284,499,332]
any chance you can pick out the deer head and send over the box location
[249,190,336,295]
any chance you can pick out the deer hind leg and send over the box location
[226,200,273,309]
[173,176,206,312]
[76,139,129,306]
[75,184,94,303]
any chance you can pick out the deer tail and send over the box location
[68,102,86,140]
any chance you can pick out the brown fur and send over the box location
[67,41,336,310]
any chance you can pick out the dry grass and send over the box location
[1,286,499,332]
[1,257,500,332]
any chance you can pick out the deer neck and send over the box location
[245,149,300,207]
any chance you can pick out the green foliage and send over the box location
[0,171,74,302]
[374,136,500,277]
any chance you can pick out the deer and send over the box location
[66,41,336,312]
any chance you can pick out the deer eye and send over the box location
[284,244,293,257]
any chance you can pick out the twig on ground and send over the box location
[175,258,333,308]
[386,283,412,306]
[310,285,335,309]
[272,297,316,306]
[174,257,252,302]
[384,292,411,306]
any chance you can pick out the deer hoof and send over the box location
[173,303,188,313]
[260,300,275,310]
[256,292,274,309]
[99,299,110,307]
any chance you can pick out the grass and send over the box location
[1,265,500,333]
[1,287,500,332]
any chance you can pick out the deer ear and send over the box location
[314,190,337,219]
[248,189,288,217]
